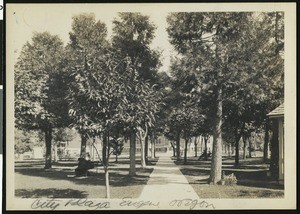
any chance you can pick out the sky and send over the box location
[7,4,175,72]
[6,3,291,73]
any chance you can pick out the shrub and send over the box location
[221,172,238,185]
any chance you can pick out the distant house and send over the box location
[267,103,284,184]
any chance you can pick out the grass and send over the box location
[15,156,158,199]
[15,153,285,199]
[173,155,284,198]
[186,183,284,198]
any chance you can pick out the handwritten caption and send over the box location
[31,197,215,210]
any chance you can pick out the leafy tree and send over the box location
[112,12,160,82]
[112,12,161,174]
[116,58,162,169]
[65,13,109,157]
[221,12,284,166]
[111,137,124,163]
[15,32,68,169]
[68,47,129,198]
[66,13,132,198]
[52,127,74,144]
[167,12,284,183]
[14,129,43,155]
[52,128,75,161]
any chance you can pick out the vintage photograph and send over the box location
[5,3,296,210]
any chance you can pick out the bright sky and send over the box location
[7,4,176,72]
[6,3,291,73]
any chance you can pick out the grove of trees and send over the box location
[166,12,283,183]
[15,12,284,195]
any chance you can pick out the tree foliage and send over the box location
[112,12,162,171]
[15,32,68,168]
[15,32,67,130]
[167,12,284,183]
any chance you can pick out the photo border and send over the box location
[3,0,297,212]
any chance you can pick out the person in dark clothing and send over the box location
[207,148,212,157]
[75,156,94,177]
[198,149,207,160]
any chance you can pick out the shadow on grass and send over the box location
[108,157,159,167]
[15,159,156,187]
[179,167,283,190]
[238,189,284,198]
[174,157,268,169]
[15,188,88,198]
[15,167,154,187]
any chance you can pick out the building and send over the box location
[267,103,284,184]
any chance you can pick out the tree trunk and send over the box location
[210,87,223,184]
[204,137,208,161]
[53,144,58,162]
[184,138,188,164]
[248,136,252,158]
[145,135,149,164]
[138,126,148,168]
[102,134,107,166]
[151,137,155,159]
[194,137,198,157]
[243,135,247,160]
[80,133,87,157]
[234,123,245,166]
[91,138,96,161]
[44,128,52,169]
[104,167,110,199]
[140,137,146,168]
[176,131,181,161]
[170,141,176,157]
[129,130,136,177]
[263,119,269,163]
[228,143,231,157]
[200,136,203,153]
[235,138,240,166]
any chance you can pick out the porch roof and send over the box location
[267,103,284,119]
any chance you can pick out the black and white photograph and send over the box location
[5,2,296,210]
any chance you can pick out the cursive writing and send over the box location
[120,197,160,209]
[64,198,110,209]
[169,198,215,210]
[31,198,61,210]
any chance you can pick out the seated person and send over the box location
[198,149,207,160]
[75,155,94,177]
[207,149,212,157]
[198,149,212,160]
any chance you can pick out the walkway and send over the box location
[139,153,199,202]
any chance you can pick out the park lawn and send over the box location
[15,156,158,199]
[188,182,284,198]
[175,156,284,198]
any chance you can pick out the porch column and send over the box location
[278,118,284,184]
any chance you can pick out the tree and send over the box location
[111,137,124,163]
[15,129,43,156]
[221,12,284,166]
[65,13,109,157]
[66,13,134,198]
[15,32,68,169]
[167,12,284,183]
[52,128,75,161]
[167,13,244,182]
[68,47,130,198]
[116,58,162,169]
[112,12,161,174]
